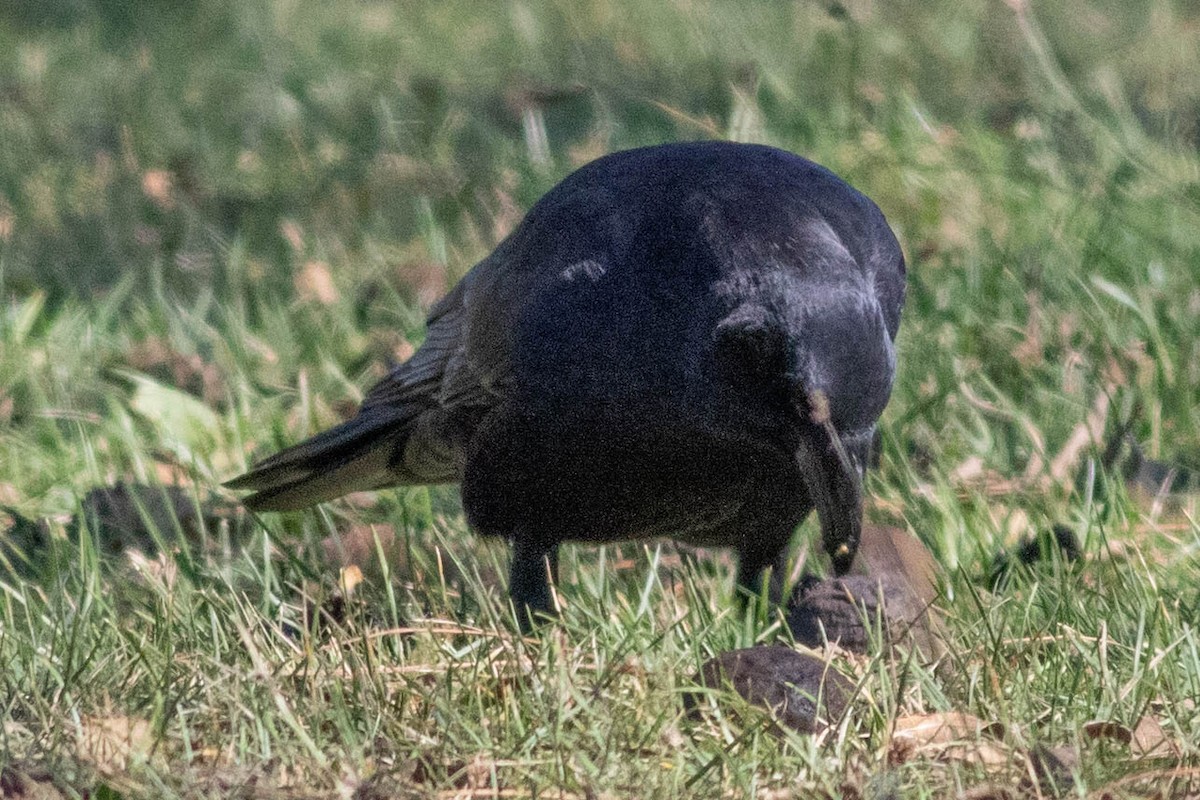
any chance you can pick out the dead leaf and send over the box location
[1011,291,1044,368]
[1093,766,1200,798]
[126,549,178,590]
[279,219,305,253]
[889,712,1008,767]
[153,460,192,487]
[1082,719,1132,746]
[410,751,503,792]
[75,715,155,773]
[0,202,13,242]
[394,339,416,363]
[894,711,1005,744]
[1130,716,1182,759]
[366,329,416,368]
[951,456,986,484]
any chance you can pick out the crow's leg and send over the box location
[735,552,773,605]
[509,538,559,632]
[736,522,802,608]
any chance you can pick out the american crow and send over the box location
[227,141,906,625]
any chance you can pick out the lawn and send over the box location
[2,0,1200,797]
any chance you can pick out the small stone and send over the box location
[786,574,940,658]
[684,645,853,734]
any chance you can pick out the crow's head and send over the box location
[715,284,895,574]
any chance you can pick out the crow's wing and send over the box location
[870,238,906,341]
[227,250,527,510]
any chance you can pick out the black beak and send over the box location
[795,389,863,575]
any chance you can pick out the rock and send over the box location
[68,483,227,556]
[786,573,941,659]
[684,645,853,734]
[1024,744,1080,797]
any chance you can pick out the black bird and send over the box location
[227,141,906,624]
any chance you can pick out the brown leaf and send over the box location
[366,328,416,367]
[75,715,155,773]
[1090,765,1200,798]
[1082,719,1132,746]
[894,711,1004,744]
[279,219,305,253]
[340,564,364,596]
[950,455,986,484]
[0,202,13,243]
[889,712,1008,767]
[1130,715,1182,759]
[1011,291,1044,368]
[411,752,500,792]
[1048,388,1110,484]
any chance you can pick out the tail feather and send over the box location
[226,406,419,512]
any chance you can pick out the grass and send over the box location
[2,0,1200,796]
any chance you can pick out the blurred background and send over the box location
[3,0,1199,291]
[1,0,1198,555]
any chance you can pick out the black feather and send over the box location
[227,141,908,626]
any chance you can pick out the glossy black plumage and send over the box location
[227,141,907,624]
